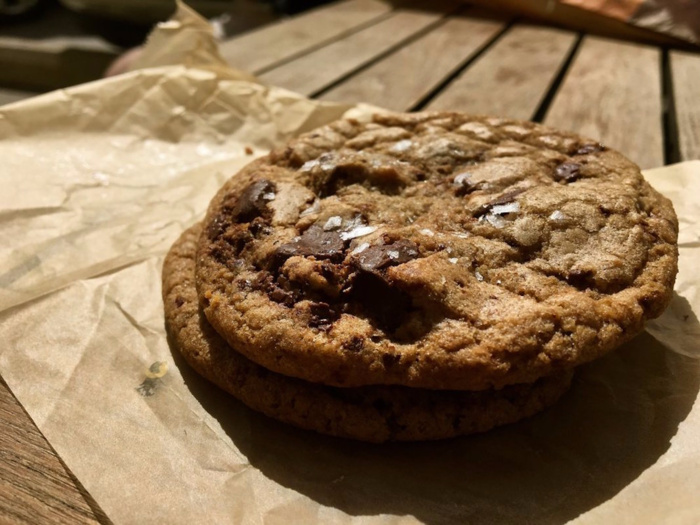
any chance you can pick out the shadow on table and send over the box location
[173,292,700,525]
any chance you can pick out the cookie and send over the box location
[196,112,678,390]
[164,224,573,442]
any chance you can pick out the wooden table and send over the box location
[1,0,699,522]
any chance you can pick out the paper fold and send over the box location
[0,3,698,524]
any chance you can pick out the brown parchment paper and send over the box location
[1,4,700,525]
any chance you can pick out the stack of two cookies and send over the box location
[163,112,678,442]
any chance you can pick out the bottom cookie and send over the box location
[163,225,573,442]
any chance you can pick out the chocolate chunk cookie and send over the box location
[164,225,573,442]
[196,112,678,390]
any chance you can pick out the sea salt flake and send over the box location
[475,271,484,281]
[323,216,342,231]
[484,214,506,228]
[549,210,568,221]
[491,202,520,215]
[351,242,370,255]
[391,139,412,153]
[448,258,458,264]
[420,228,435,236]
[320,159,336,172]
[300,199,320,217]
[342,215,363,231]
[388,250,400,259]
[262,192,276,201]
[300,159,319,172]
[453,172,471,187]
[341,225,377,241]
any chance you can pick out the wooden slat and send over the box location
[0,88,35,107]
[545,36,663,169]
[260,10,442,96]
[219,0,392,74]
[0,378,106,524]
[671,51,700,162]
[0,37,116,92]
[426,24,577,120]
[319,13,505,111]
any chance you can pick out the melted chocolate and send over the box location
[355,240,419,273]
[231,179,276,222]
[275,225,346,263]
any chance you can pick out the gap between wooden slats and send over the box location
[219,0,392,75]
[426,24,577,121]
[259,10,443,97]
[670,51,700,162]
[545,36,663,170]
[318,13,505,111]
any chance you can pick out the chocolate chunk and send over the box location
[382,353,400,368]
[211,240,247,271]
[354,240,419,273]
[252,271,297,306]
[346,240,418,333]
[231,179,276,222]
[206,214,229,240]
[554,162,581,183]
[474,188,527,217]
[349,272,412,332]
[275,225,346,263]
[575,143,605,155]
[249,216,271,237]
[211,225,252,266]
[269,287,295,306]
[343,336,364,352]
[309,302,339,331]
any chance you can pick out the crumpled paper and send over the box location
[0,4,699,525]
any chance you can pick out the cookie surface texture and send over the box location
[165,225,573,442]
[196,112,678,390]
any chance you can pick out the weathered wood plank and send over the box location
[260,10,442,96]
[426,24,577,120]
[219,0,392,74]
[545,36,663,169]
[671,51,700,162]
[319,13,505,110]
[0,378,106,524]
[0,37,116,92]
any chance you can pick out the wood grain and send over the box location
[260,10,442,97]
[0,378,107,524]
[545,36,663,169]
[319,13,505,111]
[671,51,700,161]
[426,24,577,120]
[219,0,392,74]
